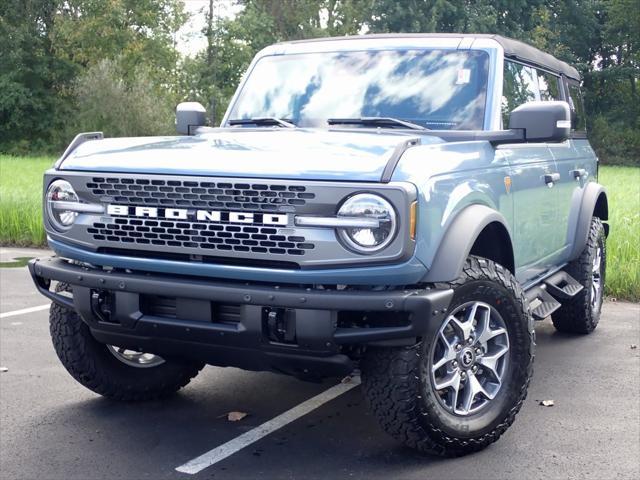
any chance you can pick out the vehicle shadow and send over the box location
[26,366,467,479]
[22,320,596,479]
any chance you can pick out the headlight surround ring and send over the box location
[46,179,79,231]
[337,193,398,254]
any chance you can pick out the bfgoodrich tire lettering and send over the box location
[361,256,535,456]
[50,284,204,401]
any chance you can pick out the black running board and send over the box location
[525,269,583,321]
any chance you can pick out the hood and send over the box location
[59,129,444,182]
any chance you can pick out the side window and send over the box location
[502,61,539,127]
[537,70,561,101]
[567,83,587,132]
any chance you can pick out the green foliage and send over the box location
[368,0,546,37]
[0,0,186,154]
[53,0,186,81]
[0,1,76,154]
[590,116,640,165]
[72,58,176,138]
[0,155,54,246]
[599,166,640,301]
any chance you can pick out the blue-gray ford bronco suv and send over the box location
[30,34,609,456]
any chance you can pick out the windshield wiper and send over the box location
[228,117,295,128]
[327,117,428,131]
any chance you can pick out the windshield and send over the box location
[227,49,490,130]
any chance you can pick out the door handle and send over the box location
[544,173,561,185]
[570,168,587,179]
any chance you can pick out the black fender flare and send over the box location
[569,182,609,260]
[422,204,514,283]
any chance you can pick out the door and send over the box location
[548,80,593,262]
[501,61,562,284]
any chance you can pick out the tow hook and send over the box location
[263,307,297,344]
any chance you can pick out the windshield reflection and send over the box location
[228,49,489,130]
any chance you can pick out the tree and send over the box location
[0,0,74,153]
[0,0,187,154]
[182,0,372,124]
[53,0,186,81]
[72,58,176,138]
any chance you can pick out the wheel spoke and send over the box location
[439,330,454,350]
[460,375,475,413]
[432,356,449,372]
[460,373,491,414]
[450,316,474,342]
[463,302,480,324]
[434,371,461,391]
[592,248,601,273]
[478,345,508,382]
[477,325,507,346]
[450,376,461,410]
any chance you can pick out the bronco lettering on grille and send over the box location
[106,205,289,226]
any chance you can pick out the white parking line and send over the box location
[176,377,361,475]
[0,304,50,319]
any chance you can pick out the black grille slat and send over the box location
[89,217,311,256]
[88,177,315,212]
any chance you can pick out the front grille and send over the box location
[52,172,414,269]
[87,217,315,256]
[87,177,315,212]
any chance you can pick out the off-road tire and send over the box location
[552,217,606,334]
[361,256,535,456]
[50,283,204,401]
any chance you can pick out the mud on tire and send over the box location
[361,256,535,456]
[50,283,204,401]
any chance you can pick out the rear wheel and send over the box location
[552,217,606,334]
[50,284,204,401]
[361,256,534,456]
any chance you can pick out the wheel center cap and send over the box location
[459,347,476,368]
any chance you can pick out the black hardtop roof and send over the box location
[283,33,581,81]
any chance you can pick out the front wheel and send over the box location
[50,284,204,401]
[361,256,535,456]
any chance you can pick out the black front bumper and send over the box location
[29,257,452,377]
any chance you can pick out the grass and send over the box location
[0,155,54,246]
[0,155,638,301]
[598,166,640,302]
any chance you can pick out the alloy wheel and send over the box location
[429,301,510,416]
[106,345,165,368]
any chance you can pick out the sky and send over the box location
[177,0,240,57]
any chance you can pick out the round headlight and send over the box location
[46,179,79,230]
[337,193,397,253]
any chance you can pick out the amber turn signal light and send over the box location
[410,201,417,240]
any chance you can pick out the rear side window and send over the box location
[537,70,561,101]
[502,61,538,127]
[567,83,587,132]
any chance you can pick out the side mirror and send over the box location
[176,102,206,135]
[509,101,571,143]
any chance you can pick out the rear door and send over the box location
[499,61,561,284]
[547,79,594,262]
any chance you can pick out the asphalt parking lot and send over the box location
[1,247,639,480]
